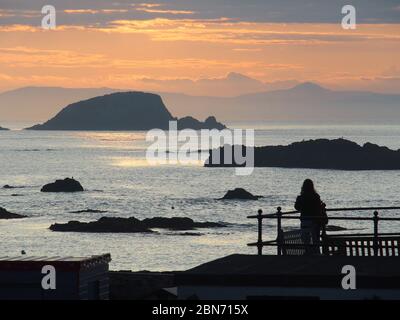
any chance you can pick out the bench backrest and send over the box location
[323,236,400,257]
[279,230,400,257]
[280,229,308,256]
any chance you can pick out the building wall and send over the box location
[178,285,400,300]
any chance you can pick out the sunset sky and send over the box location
[1,0,400,95]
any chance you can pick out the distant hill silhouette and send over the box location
[205,138,400,170]
[0,86,117,122]
[2,83,400,124]
[162,83,400,123]
[0,126,8,130]
[26,92,226,131]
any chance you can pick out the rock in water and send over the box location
[50,217,152,233]
[0,207,26,219]
[142,217,225,230]
[50,216,226,233]
[70,209,107,214]
[221,188,262,200]
[41,178,84,192]
[325,225,348,231]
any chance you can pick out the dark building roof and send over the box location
[0,254,111,272]
[176,254,400,289]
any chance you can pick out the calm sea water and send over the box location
[1,123,400,271]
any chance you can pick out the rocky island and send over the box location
[49,216,226,233]
[0,126,9,130]
[220,188,262,200]
[205,138,400,170]
[0,207,26,219]
[26,92,226,131]
[41,178,84,192]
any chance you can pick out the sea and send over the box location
[1,122,400,271]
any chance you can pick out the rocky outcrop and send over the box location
[0,126,9,130]
[177,116,226,130]
[50,216,226,233]
[50,217,152,233]
[70,209,107,213]
[3,185,25,189]
[0,207,26,219]
[220,188,262,200]
[41,178,84,192]
[206,138,400,170]
[142,217,225,230]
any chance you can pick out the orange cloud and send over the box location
[0,18,399,94]
[64,9,129,14]
[135,8,195,15]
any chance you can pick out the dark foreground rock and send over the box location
[109,271,177,300]
[220,188,262,200]
[0,207,26,219]
[0,126,9,131]
[205,138,400,170]
[41,178,84,192]
[50,216,226,233]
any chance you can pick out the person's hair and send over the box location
[301,179,318,196]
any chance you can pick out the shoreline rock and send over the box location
[41,178,84,192]
[0,207,26,219]
[220,188,262,200]
[50,216,226,233]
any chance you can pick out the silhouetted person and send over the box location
[295,179,327,255]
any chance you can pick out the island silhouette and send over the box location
[205,138,400,170]
[26,92,226,131]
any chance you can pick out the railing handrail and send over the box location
[248,206,400,219]
[247,206,400,256]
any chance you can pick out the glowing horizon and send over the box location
[0,1,399,95]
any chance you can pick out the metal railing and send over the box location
[247,206,400,256]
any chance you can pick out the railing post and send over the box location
[257,209,263,256]
[373,211,379,256]
[276,207,282,256]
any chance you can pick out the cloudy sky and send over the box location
[1,0,399,95]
